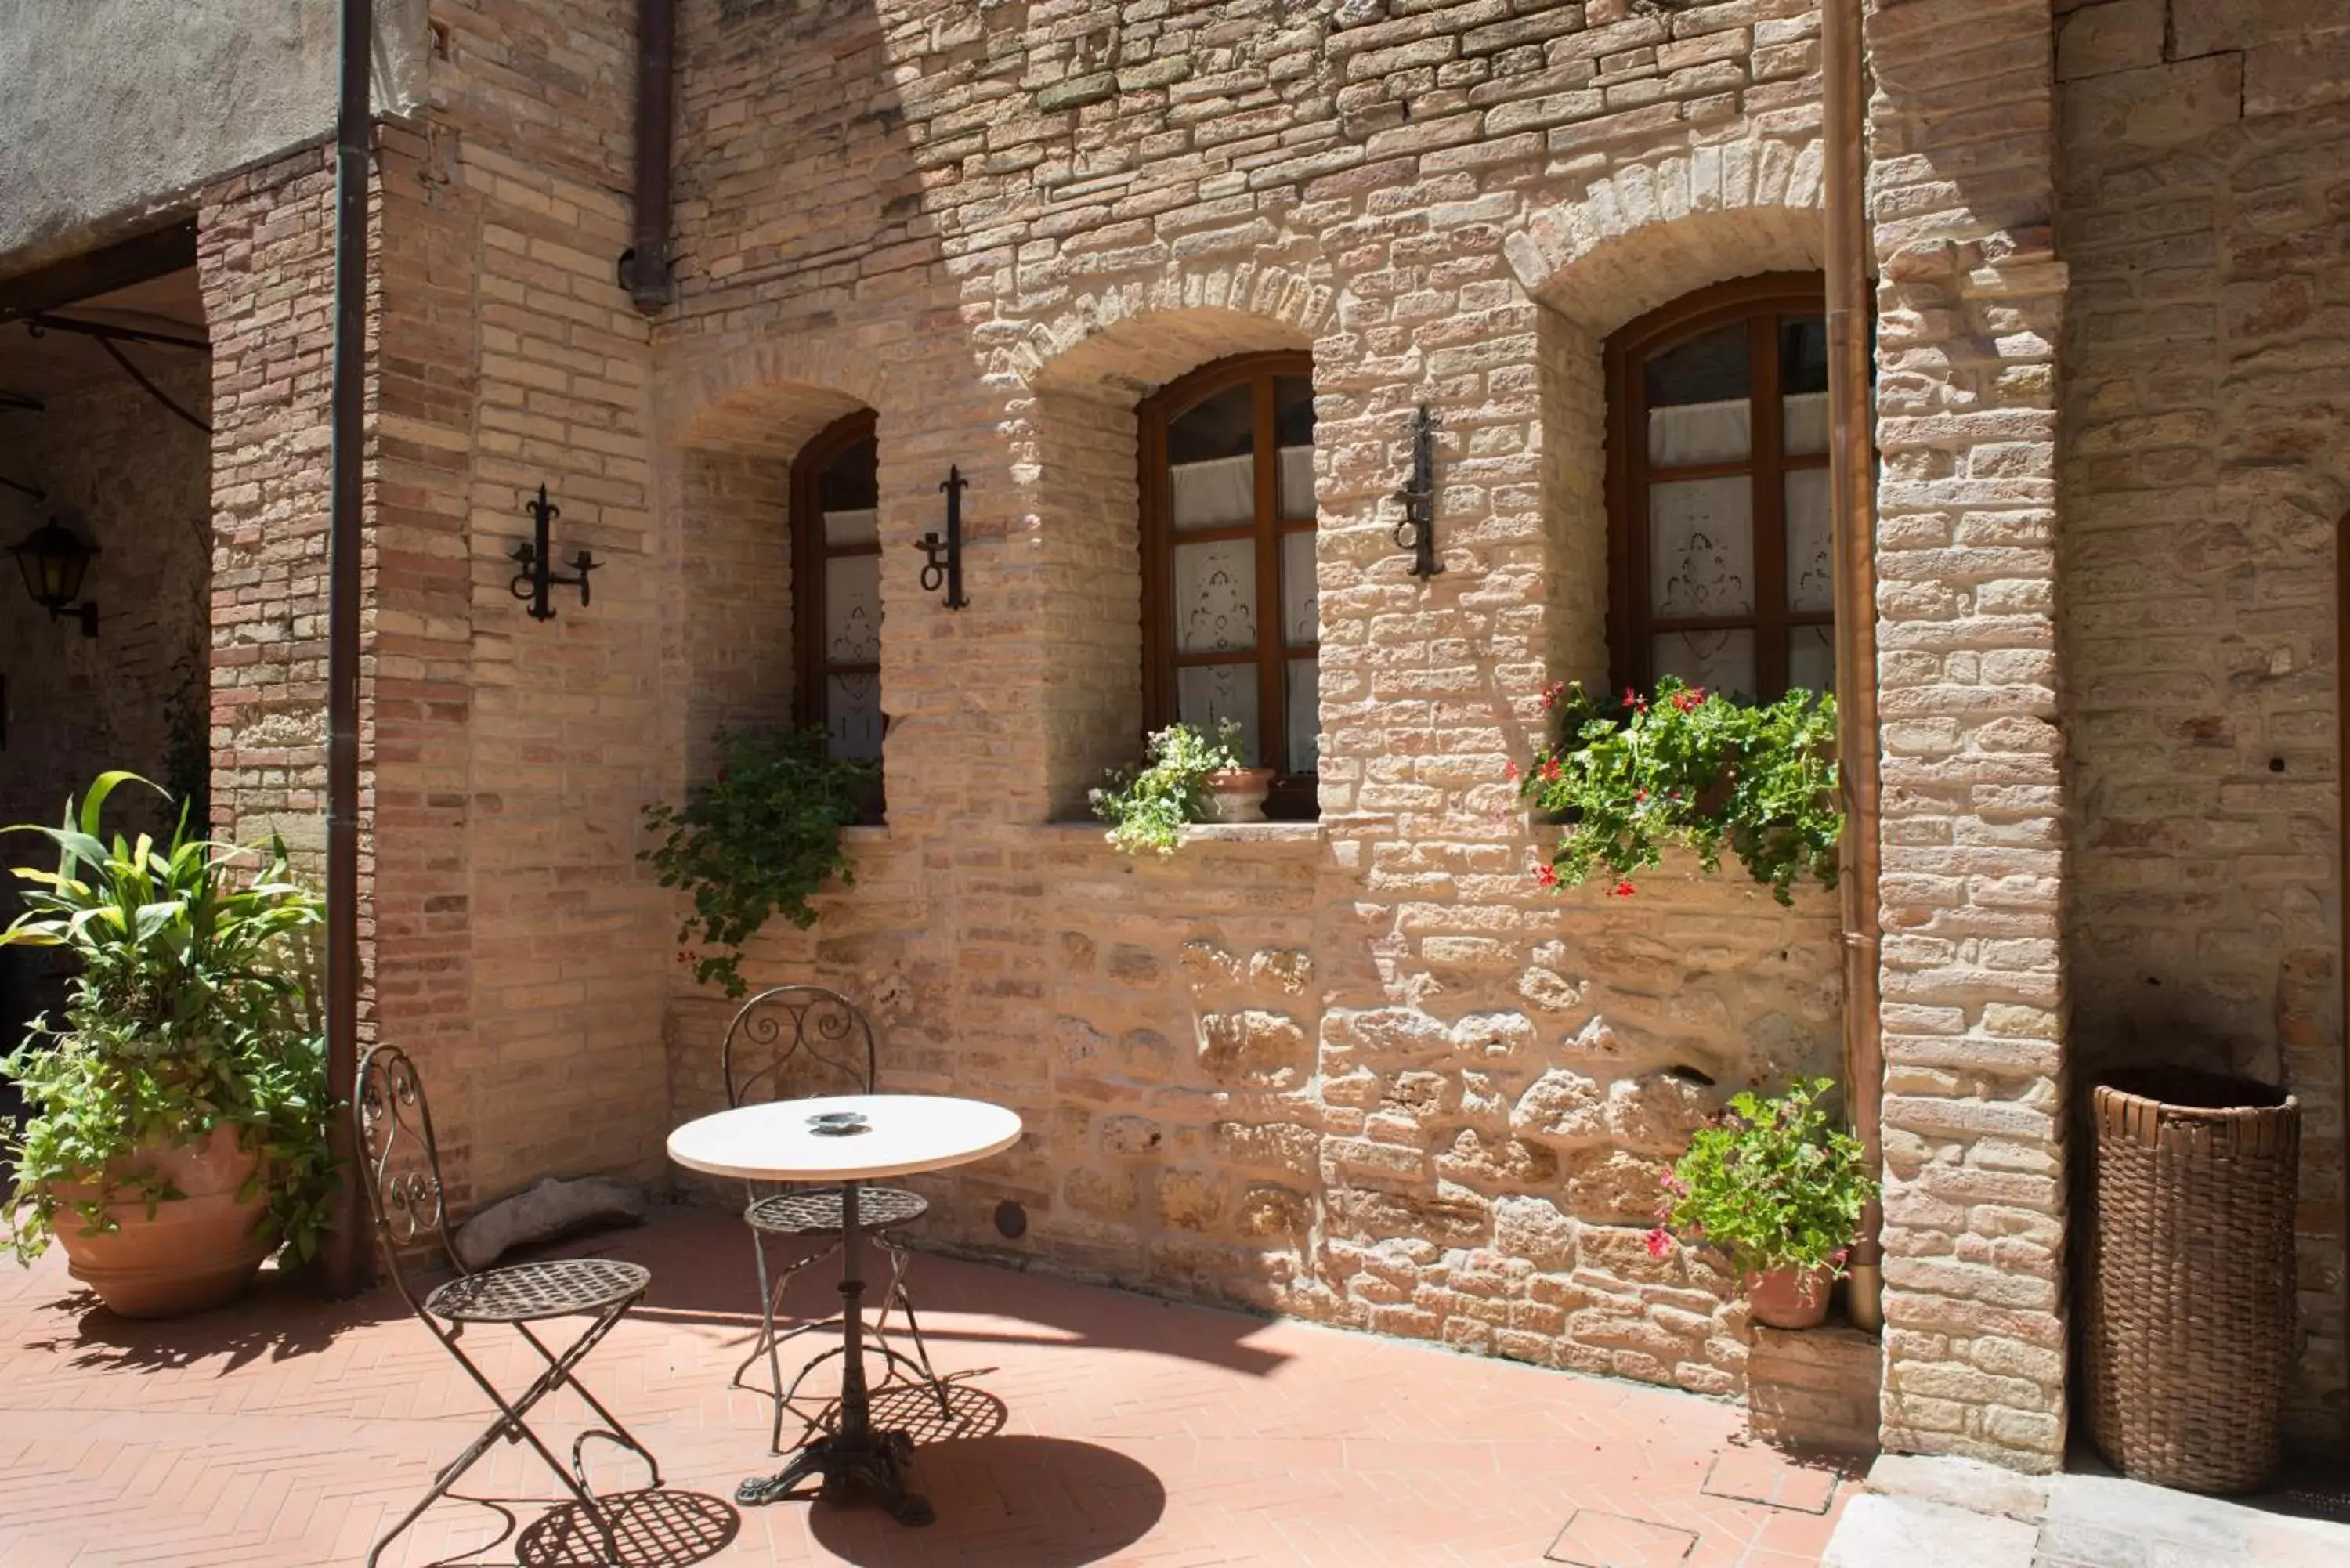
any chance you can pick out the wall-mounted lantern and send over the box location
[1394,405,1441,580]
[508,483,599,621]
[9,517,99,637]
[916,466,970,610]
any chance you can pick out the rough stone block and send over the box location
[452,1176,649,1271]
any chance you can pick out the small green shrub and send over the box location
[1648,1076,1874,1276]
[1088,720,1246,858]
[641,727,876,998]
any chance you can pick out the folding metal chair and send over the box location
[720,985,948,1451]
[355,1045,660,1568]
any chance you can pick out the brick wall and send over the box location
[652,0,1863,1404]
[1866,0,2073,1476]
[362,0,667,1209]
[2055,0,2350,1445]
[109,0,2350,1470]
[0,359,212,1050]
[201,150,342,865]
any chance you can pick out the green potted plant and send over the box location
[1089,718,1262,856]
[1515,677,1839,902]
[642,725,877,998]
[1646,1076,1875,1329]
[1,773,334,1317]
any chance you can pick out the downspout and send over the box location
[1824,0,1885,1333]
[624,0,675,313]
[319,0,374,1297]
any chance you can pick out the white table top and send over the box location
[667,1093,1023,1183]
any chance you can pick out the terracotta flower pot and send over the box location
[1744,1265,1833,1330]
[46,1124,273,1318]
[1203,767,1275,823]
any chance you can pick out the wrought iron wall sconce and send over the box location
[508,483,599,621]
[1394,404,1441,580]
[10,517,99,637]
[917,466,969,610]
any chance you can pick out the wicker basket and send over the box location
[2082,1069,2298,1494]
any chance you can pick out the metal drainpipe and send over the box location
[1824,0,1885,1334]
[318,0,374,1298]
[626,0,675,314]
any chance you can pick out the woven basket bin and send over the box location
[2082,1070,2298,1494]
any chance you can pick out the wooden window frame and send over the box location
[1137,349,1318,818]
[790,407,882,755]
[1605,272,1831,702]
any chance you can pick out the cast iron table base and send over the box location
[733,1177,935,1526]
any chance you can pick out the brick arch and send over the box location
[661,333,894,458]
[1505,139,1828,334]
[1013,258,1333,401]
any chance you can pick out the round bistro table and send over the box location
[667,1093,1021,1526]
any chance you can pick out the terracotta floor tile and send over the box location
[1701,1443,1844,1514]
[1547,1508,1703,1567]
[0,1209,1856,1566]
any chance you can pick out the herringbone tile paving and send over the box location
[0,1209,1849,1566]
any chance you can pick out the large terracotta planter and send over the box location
[47,1124,272,1317]
[1744,1265,1833,1329]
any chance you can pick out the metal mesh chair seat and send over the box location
[425,1256,652,1324]
[746,1186,928,1238]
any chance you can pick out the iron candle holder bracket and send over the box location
[509,483,599,621]
[916,465,969,610]
[1393,403,1442,580]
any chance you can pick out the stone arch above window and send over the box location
[1137,350,1320,816]
[1506,164,1832,704]
[1016,297,1327,819]
[1014,260,1330,402]
[1506,142,1828,335]
[662,368,881,793]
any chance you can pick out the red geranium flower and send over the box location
[1607,880,1636,898]
[1644,1227,1673,1259]
[1532,863,1560,889]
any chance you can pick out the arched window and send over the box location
[1138,351,1318,817]
[790,410,884,764]
[1607,274,1832,701]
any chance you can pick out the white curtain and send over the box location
[1647,399,1749,466]
[1170,454,1254,529]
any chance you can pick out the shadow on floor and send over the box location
[602,1205,1296,1380]
[805,1434,1166,1568]
[512,1489,743,1568]
[27,1259,406,1375]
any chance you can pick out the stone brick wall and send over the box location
[2054,0,2350,1445]
[200,149,342,865]
[359,0,667,1210]
[94,0,2345,1472]
[653,0,1860,1405]
[1866,0,2073,1476]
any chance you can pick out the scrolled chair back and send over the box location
[354,1044,463,1303]
[721,984,877,1109]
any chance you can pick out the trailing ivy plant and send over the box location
[642,726,876,998]
[1516,676,1840,904]
[0,773,334,1266]
[1089,719,1246,858]
[1647,1076,1875,1277]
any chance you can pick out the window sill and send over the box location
[1035,820,1324,851]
